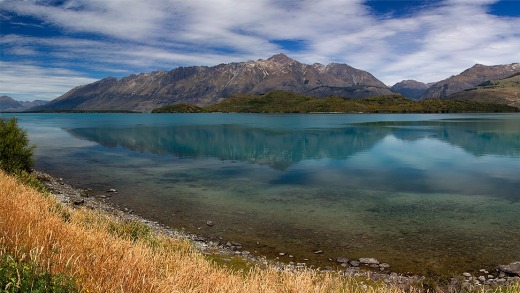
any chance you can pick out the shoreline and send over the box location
[35,170,520,289]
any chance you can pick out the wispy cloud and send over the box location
[0,62,97,101]
[1,0,519,100]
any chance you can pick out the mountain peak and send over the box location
[267,53,294,64]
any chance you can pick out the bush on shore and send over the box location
[0,117,35,175]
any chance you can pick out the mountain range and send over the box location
[26,54,520,112]
[29,54,393,112]
[0,96,48,112]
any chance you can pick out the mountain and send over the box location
[421,63,520,99]
[391,80,429,100]
[446,73,520,108]
[31,54,393,112]
[0,96,48,112]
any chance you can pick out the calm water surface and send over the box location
[3,113,520,275]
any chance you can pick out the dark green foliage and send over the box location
[189,91,518,114]
[108,219,154,243]
[0,118,35,174]
[152,104,206,113]
[205,91,314,113]
[0,253,77,292]
[421,98,519,113]
[15,171,47,194]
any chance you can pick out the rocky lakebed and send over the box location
[35,171,520,291]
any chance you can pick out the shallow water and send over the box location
[4,113,520,275]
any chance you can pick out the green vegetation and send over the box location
[0,253,76,293]
[153,91,519,113]
[0,117,35,174]
[152,104,207,113]
[0,117,46,192]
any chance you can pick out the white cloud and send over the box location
[3,0,173,40]
[1,0,519,99]
[0,62,98,101]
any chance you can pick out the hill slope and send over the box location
[153,91,518,114]
[31,54,393,112]
[421,63,520,99]
[446,73,520,108]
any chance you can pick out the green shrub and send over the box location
[108,219,154,243]
[0,118,35,174]
[0,253,77,292]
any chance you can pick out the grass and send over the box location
[1,170,519,292]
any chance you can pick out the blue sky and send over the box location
[1,0,519,101]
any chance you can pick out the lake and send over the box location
[3,112,520,276]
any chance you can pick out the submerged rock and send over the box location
[359,257,379,265]
[497,262,520,276]
[336,257,349,264]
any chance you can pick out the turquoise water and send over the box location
[3,113,520,275]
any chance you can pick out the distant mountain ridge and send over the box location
[420,63,520,99]
[31,54,394,112]
[391,80,429,100]
[0,96,48,112]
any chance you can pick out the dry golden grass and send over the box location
[0,171,517,293]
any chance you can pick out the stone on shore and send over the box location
[73,199,85,205]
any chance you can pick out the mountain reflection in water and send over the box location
[67,119,520,169]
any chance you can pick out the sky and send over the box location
[1,0,519,101]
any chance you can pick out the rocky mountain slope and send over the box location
[446,73,520,108]
[31,54,393,112]
[421,63,520,99]
[0,96,48,112]
[391,80,429,100]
